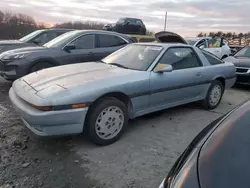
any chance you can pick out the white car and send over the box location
[185,37,231,59]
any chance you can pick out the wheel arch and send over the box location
[87,92,134,119]
[214,76,225,88]
[27,58,60,72]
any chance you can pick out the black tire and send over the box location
[29,62,53,73]
[201,80,224,110]
[86,97,128,146]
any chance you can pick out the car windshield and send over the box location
[234,46,250,57]
[185,38,199,46]
[102,44,163,71]
[19,30,43,42]
[43,30,80,48]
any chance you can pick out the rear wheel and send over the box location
[201,80,224,109]
[86,97,128,145]
[29,62,53,73]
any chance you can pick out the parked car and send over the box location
[9,35,236,145]
[229,45,245,54]
[223,46,250,85]
[103,23,115,31]
[159,99,250,188]
[112,17,146,35]
[0,30,134,81]
[185,37,231,59]
[0,28,73,54]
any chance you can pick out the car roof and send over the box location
[134,42,190,48]
[185,37,211,40]
[42,28,75,31]
[68,30,134,41]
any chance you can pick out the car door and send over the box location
[95,34,128,60]
[61,34,97,64]
[204,38,222,58]
[149,47,205,108]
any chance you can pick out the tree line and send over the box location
[0,10,105,39]
[197,31,250,45]
[0,10,249,45]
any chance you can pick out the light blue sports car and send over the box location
[9,36,236,145]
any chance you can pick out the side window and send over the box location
[136,20,143,26]
[34,32,58,44]
[98,34,127,48]
[126,18,136,25]
[196,39,205,47]
[208,38,221,48]
[154,47,201,71]
[73,34,95,49]
[202,51,224,65]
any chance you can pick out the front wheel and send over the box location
[201,80,224,109]
[86,97,128,145]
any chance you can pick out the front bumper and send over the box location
[0,59,29,81]
[235,74,250,85]
[9,87,88,136]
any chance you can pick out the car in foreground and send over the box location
[185,37,231,59]
[159,99,250,188]
[224,46,250,85]
[9,42,236,145]
[0,28,73,54]
[112,17,146,35]
[0,30,134,81]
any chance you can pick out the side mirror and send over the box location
[33,39,42,45]
[199,45,205,49]
[64,44,75,52]
[154,65,173,73]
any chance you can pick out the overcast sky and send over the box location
[1,0,250,36]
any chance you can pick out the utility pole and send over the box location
[164,11,167,31]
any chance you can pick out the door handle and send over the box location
[196,72,202,76]
[87,52,94,56]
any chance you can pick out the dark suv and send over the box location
[0,30,134,81]
[0,28,73,54]
[112,17,146,35]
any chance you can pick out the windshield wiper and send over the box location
[109,63,128,69]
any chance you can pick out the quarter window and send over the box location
[202,50,224,65]
[154,47,201,71]
[98,34,127,48]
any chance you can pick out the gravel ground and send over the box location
[0,77,249,188]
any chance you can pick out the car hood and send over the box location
[224,56,250,68]
[0,40,24,45]
[154,31,188,44]
[19,62,138,97]
[0,46,47,58]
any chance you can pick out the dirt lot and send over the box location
[0,77,249,188]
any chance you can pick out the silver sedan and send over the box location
[9,43,236,145]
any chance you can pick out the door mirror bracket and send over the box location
[154,65,173,73]
[64,44,76,52]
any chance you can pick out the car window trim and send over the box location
[96,33,129,48]
[62,33,96,50]
[151,46,203,71]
